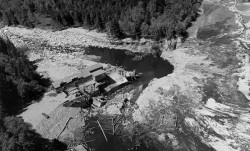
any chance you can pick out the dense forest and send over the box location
[0,35,48,115]
[0,35,66,151]
[0,0,202,40]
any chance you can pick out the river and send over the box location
[82,46,174,151]
[84,46,174,87]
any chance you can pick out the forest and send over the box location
[0,0,203,150]
[0,36,66,151]
[0,0,202,40]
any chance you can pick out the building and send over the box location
[52,63,139,99]
[104,72,128,94]
[78,79,99,95]
[92,96,107,107]
[52,64,106,94]
[92,69,107,82]
[106,66,127,77]
[52,71,92,93]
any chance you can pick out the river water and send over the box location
[82,46,174,151]
[77,46,213,151]
[84,46,174,86]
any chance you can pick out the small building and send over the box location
[92,69,107,82]
[78,79,100,95]
[92,96,107,107]
[104,72,128,94]
[52,64,136,98]
[52,71,92,93]
[105,66,117,75]
[106,66,127,77]
[52,64,104,94]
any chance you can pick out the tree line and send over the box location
[0,36,67,151]
[0,0,202,40]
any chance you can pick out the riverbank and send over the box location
[18,50,107,128]
[3,0,250,150]
[134,0,250,150]
[11,31,172,149]
[1,26,158,54]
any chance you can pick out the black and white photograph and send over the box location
[0,0,250,150]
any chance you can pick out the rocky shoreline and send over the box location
[2,0,250,150]
[1,26,166,55]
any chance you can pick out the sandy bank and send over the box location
[19,92,68,128]
[18,47,108,128]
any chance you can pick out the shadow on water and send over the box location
[80,47,175,150]
[72,47,218,150]
[84,46,174,87]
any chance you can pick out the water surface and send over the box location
[84,46,174,87]
[83,46,174,151]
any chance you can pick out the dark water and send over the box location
[83,46,174,151]
[84,46,174,87]
[82,47,216,151]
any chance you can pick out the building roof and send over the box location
[92,69,106,77]
[105,72,128,92]
[86,64,103,73]
[52,64,104,89]
[80,79,96,87]
[52,71,91,89]
[109,72,128,84]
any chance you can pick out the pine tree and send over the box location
[93,12,104,30]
